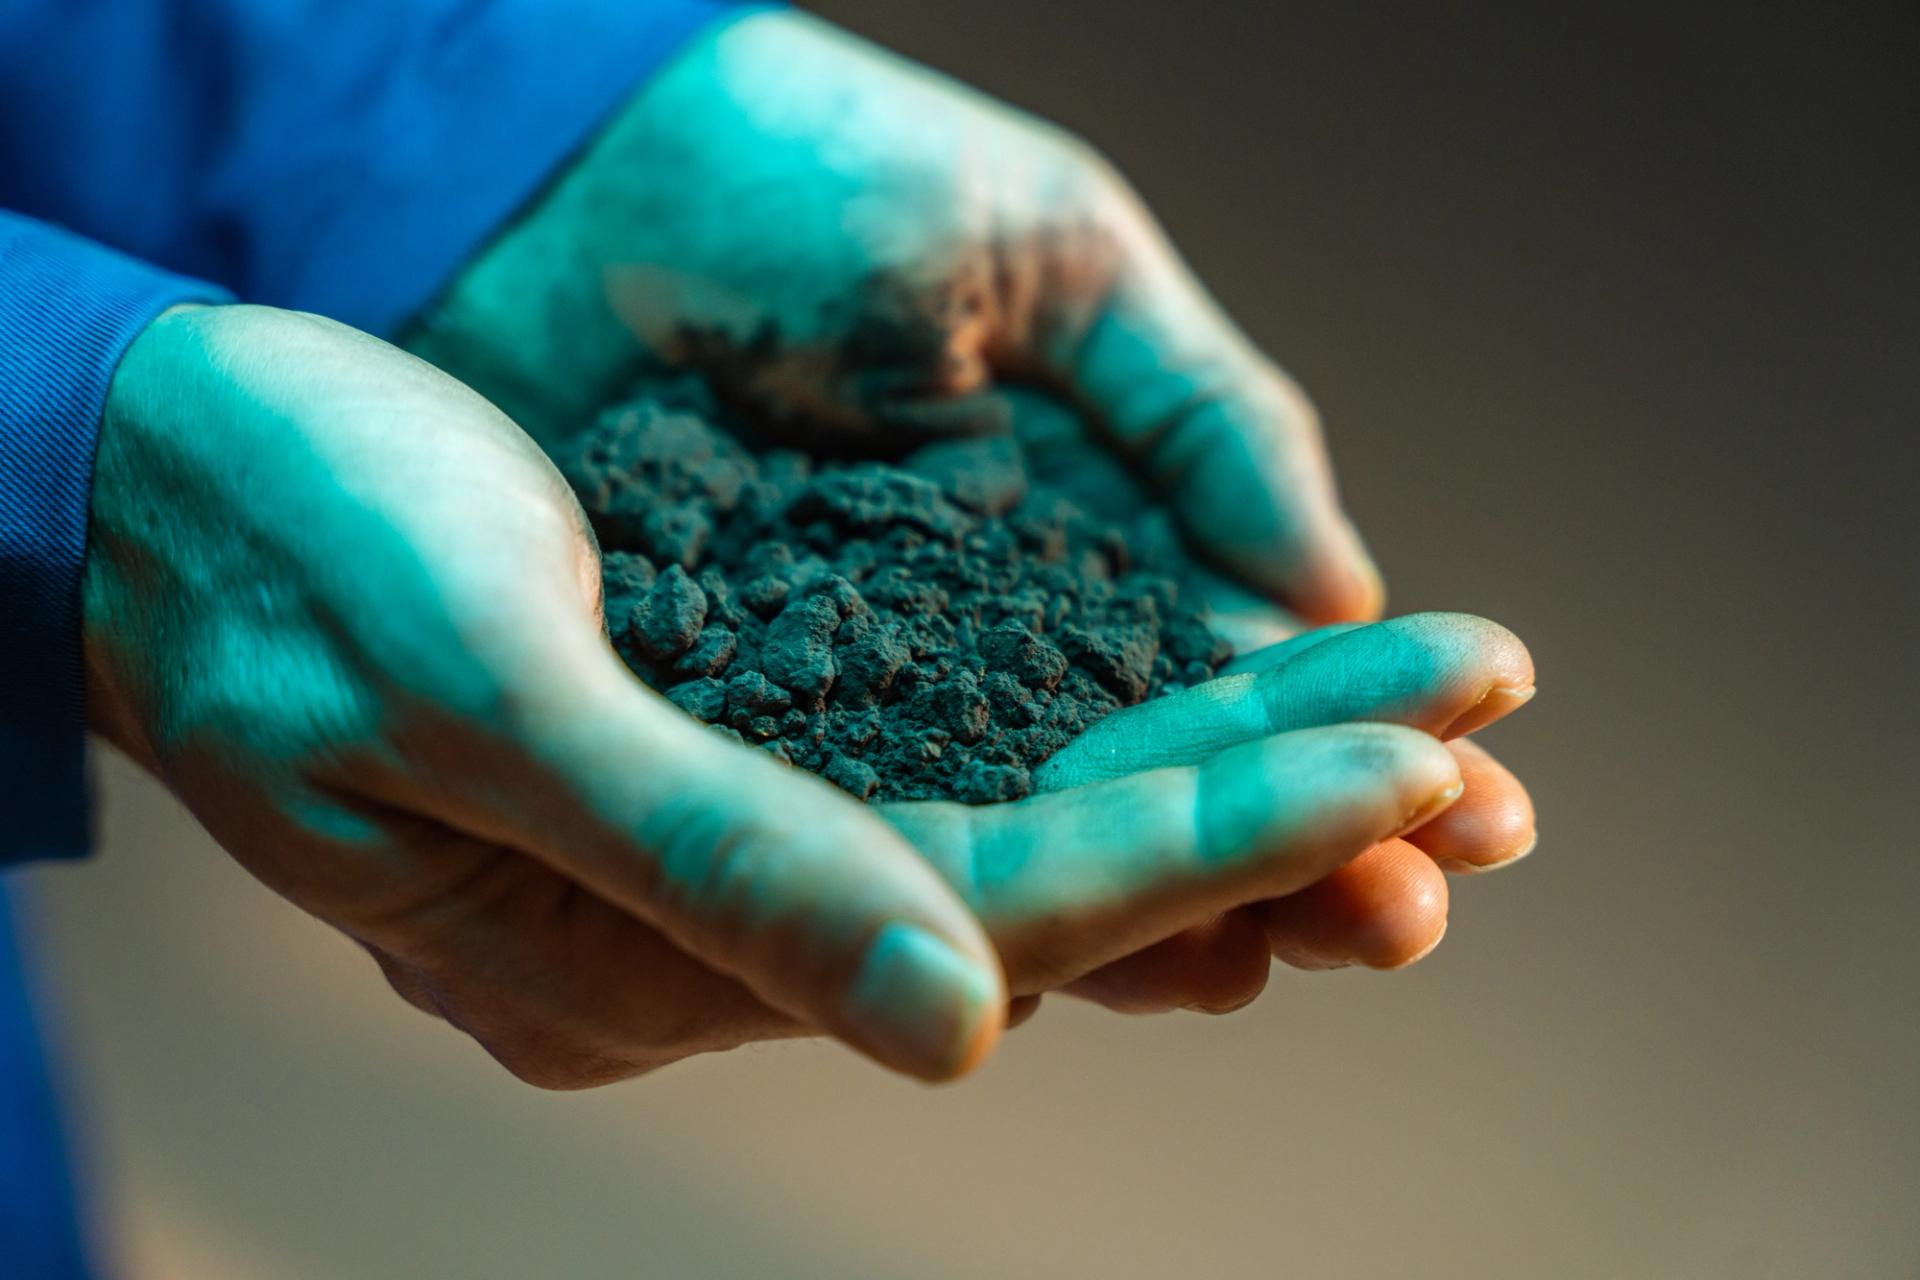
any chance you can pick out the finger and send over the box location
[1036,194,1382,623]
[1087,736,1530,1000]
[1064,909,1270,1015]
[1261,839,1450,971]
[1035,612,1534,791]
[1117,737,1528,992]
[1007,994,1044,1029]
[1016,616,1527,1006]
[1406,738,1539,873]
[1216,622,1365,678]
[885,723,1461,993]
[415,648,1009,1084]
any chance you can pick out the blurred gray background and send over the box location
[18,2,1919,1276]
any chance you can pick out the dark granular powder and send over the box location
[559,377,1230,803]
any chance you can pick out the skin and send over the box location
[404,11,1539,1024]
[86,305,1526,1089]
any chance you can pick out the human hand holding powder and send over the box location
[83,304,1525,1085]
[404,9,1538,1009]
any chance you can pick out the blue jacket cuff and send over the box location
[0,214,231,864]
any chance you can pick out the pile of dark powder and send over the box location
[558,377,1230,804]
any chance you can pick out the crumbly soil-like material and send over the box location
[559,376,1229,804]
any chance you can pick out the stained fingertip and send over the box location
[844,923,1007,1082]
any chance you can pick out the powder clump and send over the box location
[562,375,1231,804]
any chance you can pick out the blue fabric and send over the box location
[1,0,748,336]
[3,0,758,861]
[1,215,229,866]
[0,0,756,1265]
[0,877,92,1280]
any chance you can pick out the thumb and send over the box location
[1034,185,1383,625]
[450,647,1007,1083]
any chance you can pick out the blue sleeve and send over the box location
[1,214,231,865]
[0,0,757,339]
[1,1,760,866]
[0,878,94,1279]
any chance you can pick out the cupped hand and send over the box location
[1043,616,1537,1017]
[86,304,1462,1088]
[399,7,1540,1025]
[405,8,1381,627]
[1005,396,1538,1016]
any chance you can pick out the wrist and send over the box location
[83,302,236,763]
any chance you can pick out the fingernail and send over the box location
[1441,684,1537,740]
[844,923,1002,1082]
[1436,830,1539,876]
[1273,943,1353,972]
[1394,780,1465,838]
[1371,919,1448,971]
[1187,991,1264,1015]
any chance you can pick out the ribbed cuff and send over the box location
[0,214,231,863]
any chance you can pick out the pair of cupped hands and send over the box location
[84,13,1537,1086]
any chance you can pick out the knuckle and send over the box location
[1323,722,1427,776]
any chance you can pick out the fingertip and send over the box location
[1409,738,1538,871]
[1195,723,1459,904]
[1262,839,1450,971]
[1377,916,1448,970]
[1218,515,1384,629]
[1383,613,1534,737]
[1358,847,1449,970]
[1435,830,1539,876]
[843,921,1007,1083]
[1441,683,1538,741]
[1322,722,1464,840]
[942,1005,1006,1081]
[1282,612,1533,740]
[1300,519,1387,626]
